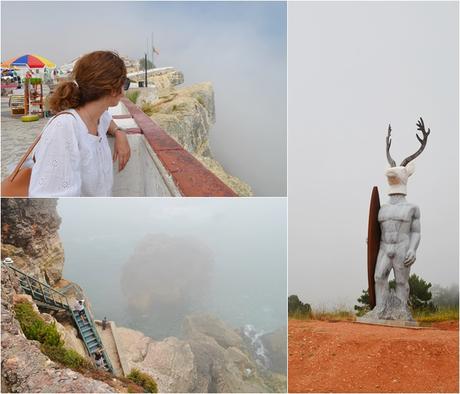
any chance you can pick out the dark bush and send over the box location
[288,295,312,318]
[127,368,158,393]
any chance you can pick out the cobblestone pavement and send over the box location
[1,97,47,180]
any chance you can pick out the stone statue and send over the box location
[364,118,430,322]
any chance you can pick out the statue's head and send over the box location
[385,118,430,196]
[385,165,414,195]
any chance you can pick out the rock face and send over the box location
[114,314,286,393]
[1,199,64,286]
[1,267,116,393]
[120,234,213,338]
[151,69,184,97]
[140,78,253,196]
[116,326,197,393]
[260,326,287,375]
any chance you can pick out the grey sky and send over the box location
[1,1,287,196]
[57,198,287,334]
[288,2,459,309]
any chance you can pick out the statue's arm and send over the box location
[404,207,421,267]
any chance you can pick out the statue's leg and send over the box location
[394,250,410,305]
[374,247,391,307]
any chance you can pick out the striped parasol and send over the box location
[1,54,56,68]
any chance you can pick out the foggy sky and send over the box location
[57,198,287,334]
[1,1,287,196]
[288,2,459,308]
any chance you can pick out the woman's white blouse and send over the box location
[29,109,113,197]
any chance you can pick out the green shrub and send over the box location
[126,90,140,104]
[127,368,158,393]
[41,343,91,370]
[141,102,157,116]
[14,302,91,371]
[14,302,62,346]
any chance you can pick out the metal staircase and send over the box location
[3,262,114,373]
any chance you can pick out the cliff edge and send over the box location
[130,69,253,196]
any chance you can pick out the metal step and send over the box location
[82,333,93,341]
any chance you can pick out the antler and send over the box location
[386,124,396,167]
[400,117,430,167]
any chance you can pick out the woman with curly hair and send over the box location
[29,51,131,197]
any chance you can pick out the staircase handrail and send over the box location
[2,263,70,309]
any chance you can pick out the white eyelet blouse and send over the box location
[29,109,113,197]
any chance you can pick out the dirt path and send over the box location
[288,319,459,393]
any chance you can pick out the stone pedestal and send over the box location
[363,290,414,321]
[356,317,419,328]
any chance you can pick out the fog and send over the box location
[1,1,287,196]
[288,2,459,309]
[57,198,287,339]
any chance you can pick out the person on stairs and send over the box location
[74,299,87,323]
[94,348,106,370]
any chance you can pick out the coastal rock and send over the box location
[149,83,215,156]
[151,69,184,97]
[115,325,197,393]
[120,234,213,336]
[182,314,245,350]
[1,199,64,285]
[51,317,88,358]
[145,82,253,196]
[182,314,273,393]
[114,314,284,393]
[260,326,287,374]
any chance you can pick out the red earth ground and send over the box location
[289,319,459,393]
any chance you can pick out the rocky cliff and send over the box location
[1,199,64,286]
[1,199,286,392]
[0,200,123,392]
[114,313,286,393]
[1,266,116,393]
[136,70,253,196]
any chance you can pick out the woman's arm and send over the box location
[108,120,131,172]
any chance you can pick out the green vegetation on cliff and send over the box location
[14,301,91,370]
[127,368,158,393]
[126,90,140,104]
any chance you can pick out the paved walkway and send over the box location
[95,321,124,377]
[1,97,46,180]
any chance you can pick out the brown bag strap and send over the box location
[9,111,77,181]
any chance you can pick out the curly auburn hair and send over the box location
[49,51,127,113]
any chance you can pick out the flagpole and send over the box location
[152,32,155,68]
[144,53,148,88]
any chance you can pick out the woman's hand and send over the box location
[113,130,131,171]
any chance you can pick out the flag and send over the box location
[153,47,160,55]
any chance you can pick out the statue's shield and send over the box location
[367,186,381,309]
